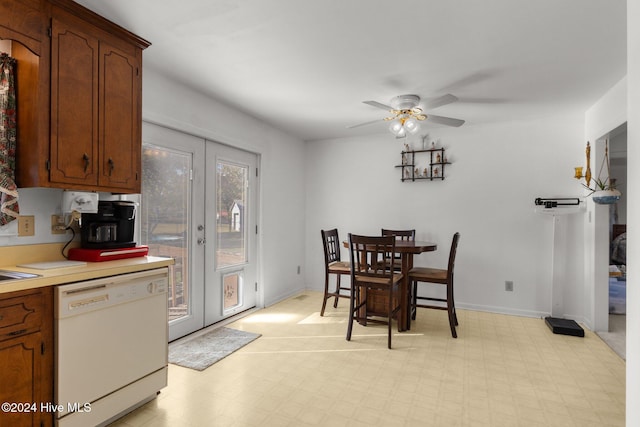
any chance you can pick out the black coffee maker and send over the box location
[80,201,136,249]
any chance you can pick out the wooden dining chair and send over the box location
[346,234,403,349]
[409,232,460,338]
[320,229,351,316]
[381,229,415,271]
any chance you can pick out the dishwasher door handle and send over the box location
[64,284,107,295]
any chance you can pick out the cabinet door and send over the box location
[0,333,45,427]
[50,16,99,187]
[98,40,141,192]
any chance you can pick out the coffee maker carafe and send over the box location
[81,201,136,249]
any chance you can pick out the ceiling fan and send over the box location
[348,93,465,138]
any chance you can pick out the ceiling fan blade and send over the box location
[422,93,458,110]
[363,100,394,111]
[347,118,384,129]
[426,114,465,127]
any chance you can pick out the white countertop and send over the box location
[0,256,174,294]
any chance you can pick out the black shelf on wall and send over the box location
[396,148,451,182]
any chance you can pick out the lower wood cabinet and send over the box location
[0,287,53,427]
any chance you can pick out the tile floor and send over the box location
[597,314,626,360]
[110,291,626,427]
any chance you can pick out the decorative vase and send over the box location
[592,189,621,205]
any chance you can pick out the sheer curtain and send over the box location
[0,52,19,225]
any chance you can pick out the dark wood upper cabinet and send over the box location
[98,39,142,191]
[0,0,150,194]
[50,12,99,187]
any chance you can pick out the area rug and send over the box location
[168,327,261,371]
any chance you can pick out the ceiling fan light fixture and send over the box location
[388,116,419,137]
[404,117,420,134]
[351,93,464,135]
[389,119,405,136]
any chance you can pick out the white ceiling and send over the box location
[74,0,627,142]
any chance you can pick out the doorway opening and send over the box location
[596,122,627,359]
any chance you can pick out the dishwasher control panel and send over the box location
[55,268,169,319]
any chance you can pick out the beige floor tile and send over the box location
[109,290,625,427]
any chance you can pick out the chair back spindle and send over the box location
[320,229,351,316]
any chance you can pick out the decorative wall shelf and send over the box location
[396,147,451,182]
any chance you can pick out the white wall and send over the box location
[0,188,69,244]
[141,68,307,307]
[305,113,586,319]
[627,1,639,425]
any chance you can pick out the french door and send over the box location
[204,143,258,325]
[140,122,258,341]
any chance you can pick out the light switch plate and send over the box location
[18,215,35,236]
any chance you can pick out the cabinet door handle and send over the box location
[7,329,27,337]
[108,158,114,176]
[83,153,90,172]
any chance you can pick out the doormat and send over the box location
[168,327,261,371]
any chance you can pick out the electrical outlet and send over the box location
[505,280,514,292]
[51,215,67,234]
[18,215,35,236]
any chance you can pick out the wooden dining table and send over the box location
[343,239,437,331]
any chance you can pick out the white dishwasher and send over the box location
[55,268,169,427]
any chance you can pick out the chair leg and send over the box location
[320,272,330,316]
[333,275,341,308]
[387,288,393,349]
[447,306,457,338]
[447,283,457,338]
[346,286,356,342]
[452,287,459,326]
[406,282,412,331]
[411,281,417,320]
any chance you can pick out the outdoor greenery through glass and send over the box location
[141,145,191,322]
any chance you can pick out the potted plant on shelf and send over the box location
[574,140,621,205]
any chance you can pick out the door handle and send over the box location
[83,153,90,172]
[197,238,206,245]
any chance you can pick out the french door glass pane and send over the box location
[141,145,191,322]
[216,161,248,268]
